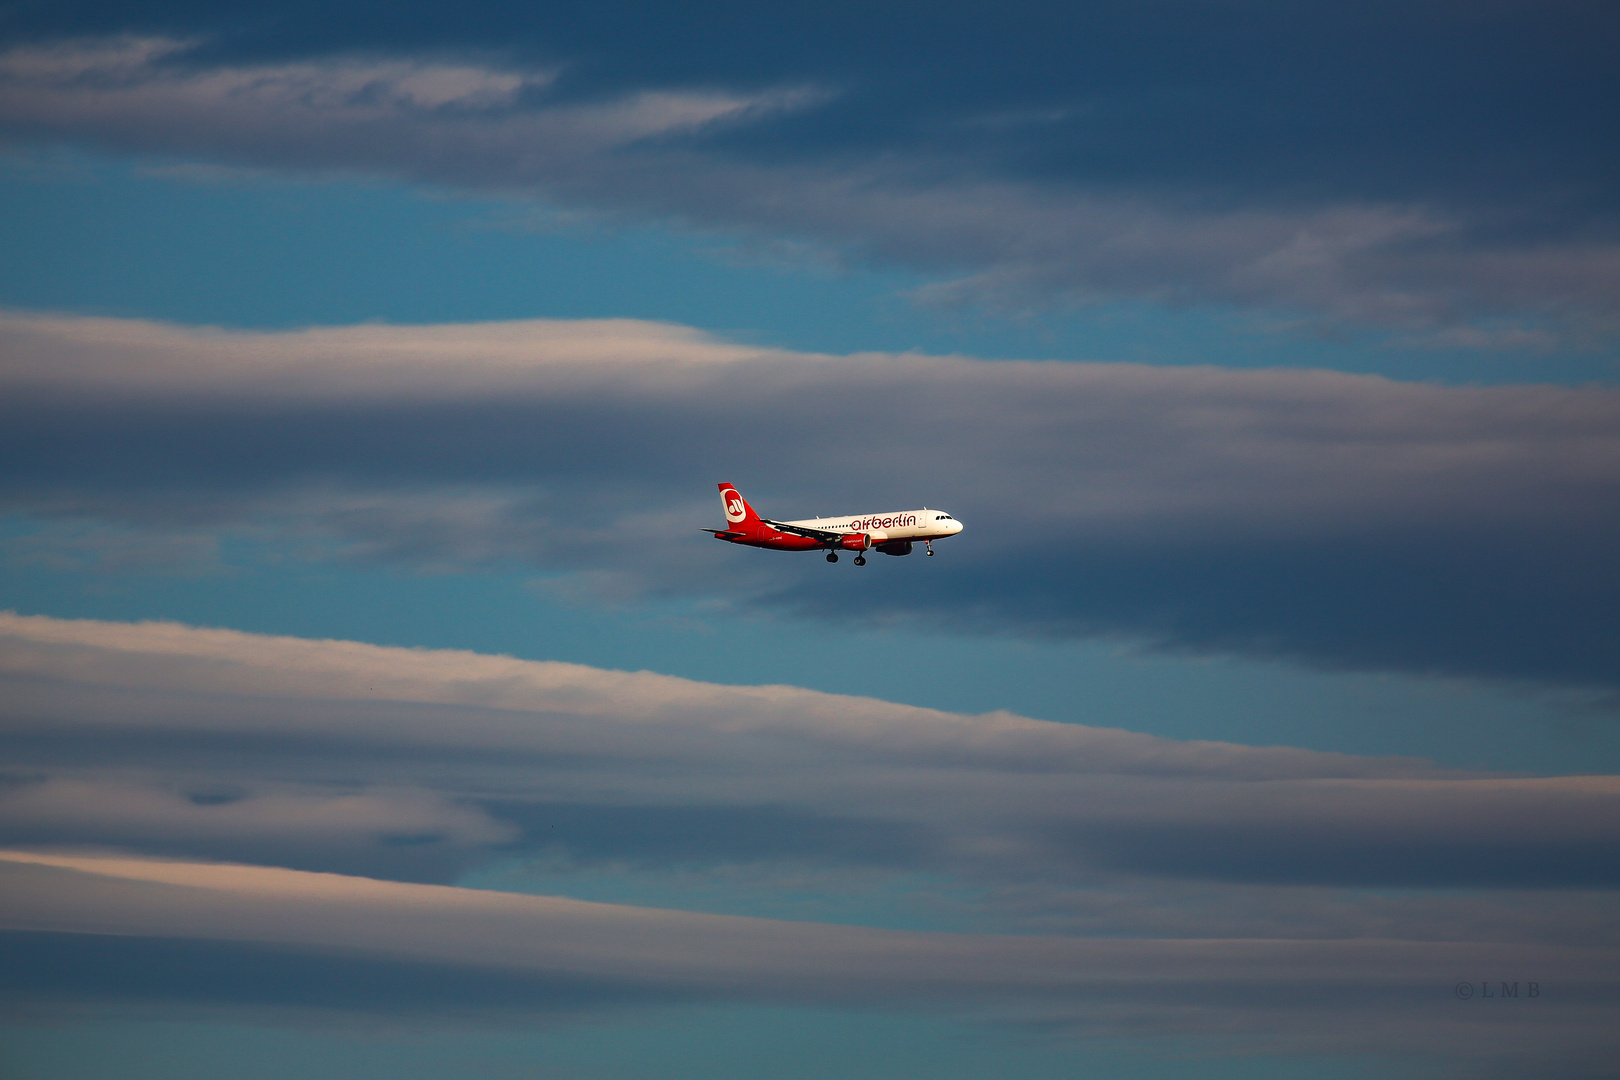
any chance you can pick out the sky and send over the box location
[0,2,1617,1077]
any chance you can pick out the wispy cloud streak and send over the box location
[1,850,1616,1067]
[3,314,1617,686]
[3,615,1617,1068]
[3,612,1618,893]
[1,33,1615,338]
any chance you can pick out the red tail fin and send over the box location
[718,483,764,534]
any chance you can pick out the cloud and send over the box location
[3,313,1618,687]
[0,36,787,166]
[4,612,1619,896]
[1,24,1617,338]
[2,850,1618,1069]
[3,616,1618,1068]
[0,779,516,880]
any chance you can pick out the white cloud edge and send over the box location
[4,849,1612,991]
[2,36,1617,338]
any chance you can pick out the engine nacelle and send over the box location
[875,540,913,557]
[840,533,870,551]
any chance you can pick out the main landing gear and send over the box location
[853,554,866,566]
[924,540,935,557]
[826,552,838,563]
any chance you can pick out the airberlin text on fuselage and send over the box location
[841,515,916,530]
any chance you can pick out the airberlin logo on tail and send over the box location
[723,489,748,523]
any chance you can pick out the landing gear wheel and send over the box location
[853,554,866,566]
[925,542,935,557]
[826,552,838,563]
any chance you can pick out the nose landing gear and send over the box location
[924,540,935,557]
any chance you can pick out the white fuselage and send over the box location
[782,509,963,545]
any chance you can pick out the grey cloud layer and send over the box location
[4,612,1618,895]
[1,34,1616,336]
[3,850,1616,1067]
[3,313,1617,687]
[5,615,1617,1068]
[14,851,1528,1001]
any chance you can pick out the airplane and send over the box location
[703,483,964,565]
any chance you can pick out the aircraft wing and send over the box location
[762,519,843,544]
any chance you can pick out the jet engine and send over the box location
[875,540,913,556]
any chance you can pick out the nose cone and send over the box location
[949,517,964,535]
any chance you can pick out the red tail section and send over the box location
[717,483,764,535]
